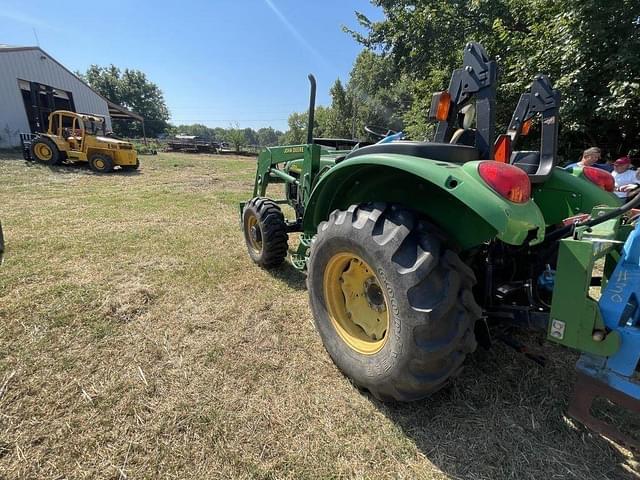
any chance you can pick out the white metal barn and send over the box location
[0,45,141,147]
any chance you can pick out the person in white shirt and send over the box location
[612,156,637,198]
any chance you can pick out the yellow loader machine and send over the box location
[27,110,139,173]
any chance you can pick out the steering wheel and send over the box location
[364,125,398,140]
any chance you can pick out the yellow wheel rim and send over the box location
[94,159,105,169]
[324,253,390,355]
[35,143,52,161]
[245,214,262,254]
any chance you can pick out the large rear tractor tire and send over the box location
[89,154,114,173]
[242,197,288,268]
[30,138,61,165]
[307,203,480,402]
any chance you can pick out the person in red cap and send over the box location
[612,156,638,198]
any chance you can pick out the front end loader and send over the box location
[240,43,638,447]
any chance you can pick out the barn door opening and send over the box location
[18,79,75,133]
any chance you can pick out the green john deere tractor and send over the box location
[241,43,640,447]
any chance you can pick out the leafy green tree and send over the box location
[82,65,120,104]
[175,123,211,137]
[167,124,284,147]
[81,65,170,137]
[211,127,228,142]
[243,128,258,146]
[346,50,412,139]
[281,112,309,144]
[326,79,353,138]
[312,106,331,138]
[282,104,347,142]
[346,0,640,158]
[225,125,247,153]
[257,127,281,146]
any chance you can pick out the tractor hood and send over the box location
[96,136,132,145]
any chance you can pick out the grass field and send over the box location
[0,151,638,479]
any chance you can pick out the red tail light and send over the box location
[478,161,531,203]
[582,166,614,192]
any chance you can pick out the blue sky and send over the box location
[1,0,383,131]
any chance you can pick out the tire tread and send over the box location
[243,197,288,268]
[308,203,480,402]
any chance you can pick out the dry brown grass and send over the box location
[0,151,638,479]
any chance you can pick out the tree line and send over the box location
[167,124,284,149]
[82,1,640,159]
[285,0,640,160]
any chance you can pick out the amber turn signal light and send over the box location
[493,134,512,163]
[429,91,452,122]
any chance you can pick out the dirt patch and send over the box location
[102,283,157,323]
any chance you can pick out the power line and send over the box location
[170,119,289,122]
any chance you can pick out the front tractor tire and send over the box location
[242,197,288,268]
[89,153,114,173]
[307,203,480,402]
[30,138,61,165]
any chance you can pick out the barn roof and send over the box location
[0,45,144,122]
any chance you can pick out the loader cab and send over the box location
[48,111,106,153]
[48,111,83,152]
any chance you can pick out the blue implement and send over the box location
[569,222,640,448]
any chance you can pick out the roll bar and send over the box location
[431,42,498,159]
[507,75,561,183]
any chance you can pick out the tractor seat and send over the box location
[511,151,540,174]
[510,150,555,184]
[344,141,479,163]
[67,137,82,150]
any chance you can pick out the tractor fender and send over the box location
[302,153,546,250]
[532,167,621,226]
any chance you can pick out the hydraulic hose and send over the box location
[543,191,640,243]
[581,191,640,228]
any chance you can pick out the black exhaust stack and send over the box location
[307,74,316,144]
